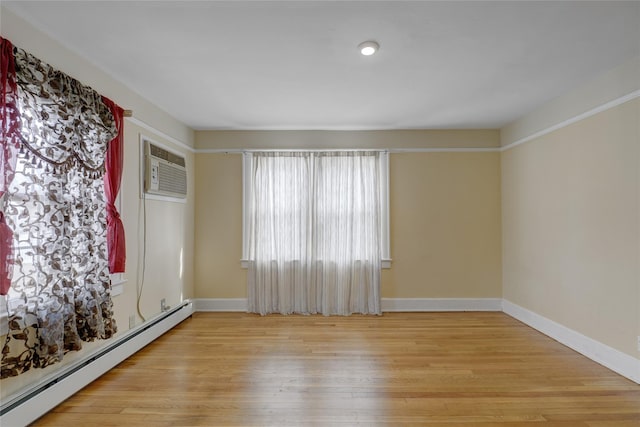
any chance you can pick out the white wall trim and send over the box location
[195,298,248,312]
[389,147,500,153]
[501,90,640,152]
[110,280,125,297]
[195,147,501,154]
[197,148,244,154]
[127,116,195,153]
[503,299,640,384]
[381,298,503,312]
[172,85,640,157]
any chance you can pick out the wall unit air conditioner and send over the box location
[144,141,187,199]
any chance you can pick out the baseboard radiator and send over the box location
[0,300,195,427]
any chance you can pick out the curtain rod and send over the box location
[123,110,133,117]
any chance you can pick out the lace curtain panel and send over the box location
[247,151,382,316]
[1,39,119,378]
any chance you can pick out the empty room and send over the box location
[1,1,639,426]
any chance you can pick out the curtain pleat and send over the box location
[248,152,381,316]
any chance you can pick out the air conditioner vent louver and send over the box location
[149,144,186,167]
[144,142,187,199]
[157,163,187,195]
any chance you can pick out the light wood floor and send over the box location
[31,312,640,426]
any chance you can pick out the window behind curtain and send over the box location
[1,41,119,378]
[243,151,390,315]
[243,151,390,268]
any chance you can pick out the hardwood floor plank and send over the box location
[29,312,640,426]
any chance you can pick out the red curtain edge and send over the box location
[102,96,126,274]
[1,37,18,295]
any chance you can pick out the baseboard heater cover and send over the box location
[0,300,194,427]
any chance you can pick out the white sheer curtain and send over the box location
[247,151,382,315]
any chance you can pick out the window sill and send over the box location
[111,279,127,297]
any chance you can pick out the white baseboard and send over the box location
[382,297,502,312]
[0,300,195,426]
[193,297,503,313]
[503,299,640,384]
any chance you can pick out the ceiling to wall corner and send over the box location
[3,1,639,131]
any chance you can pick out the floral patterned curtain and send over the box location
[1,43,118,378]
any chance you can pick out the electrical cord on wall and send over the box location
[136,191,147,322]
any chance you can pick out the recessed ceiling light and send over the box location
[358,41,379,56]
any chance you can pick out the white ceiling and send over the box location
[4,1,640,131]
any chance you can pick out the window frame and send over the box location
[241,150,391,269]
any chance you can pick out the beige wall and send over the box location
[384,152,502,298]
[196,129,500,151]
[194,131,503,300]
[116,123,195,328]
[501,98,640,357]
[194,153,246,298]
